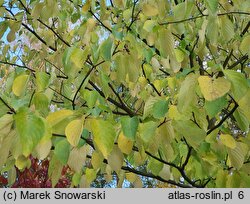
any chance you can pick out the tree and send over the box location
[0,0,250,188]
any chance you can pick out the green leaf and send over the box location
[152,98,168,119]
[54,139,70,165]
[233,109,249,132]
[219,134,236,149]
[205,96,227,117]
[198,76,231,101]
[72,172,82,186]
[36,72,50,92]
[91,119,116,158]
[12,74,29,96]
[147,157,164,175]
[14,107,46,157]
[48,155,63,187]
[139,121,158,143]
[224,70,249,101]
[100,37,113,61]
[205,0,218,14]
[120,116,139,141]
[65,119,84,147]
[173,120,206,148]
[32,92,49,115]
[0,21,8,39]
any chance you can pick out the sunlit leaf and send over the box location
[65,119,84,147]
[198,76,231,101]
[12,75,29,97]
[219,134,236,149]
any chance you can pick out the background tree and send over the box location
[0,0,250,188]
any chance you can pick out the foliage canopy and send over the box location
[0,0,250,188]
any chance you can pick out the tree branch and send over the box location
[89,80,136,117]
[141,61,161,96]
[0,96,16,114]
[159,11,250,25]
[206,95,239,135]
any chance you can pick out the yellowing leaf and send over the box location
[0,130,15,167]
[46,110,73,126]
[118,132,133,155]
[0,114,13,136]
[240,35,250,56]
[14,107,46,157]
[174,49,185,63]
[34,139,52,160]
[68,146,87,172]
[139,121,158,143]
[224,70,248,101]
[85,168,97,184]
[238,90,250,121]
[158,28,175,59]
[65,119,83,146]
[143,20,156,32]
[220,16,234,42]
[12,74,29,96]
[91,151,104,170]
[228,142,248,169]
[198,76,231,101]
[142,4,159,16]
[177,73,197,113]
[220,134,236,149]
[91,119,116,158]
[15,155,31,170]
[108,146,124,173]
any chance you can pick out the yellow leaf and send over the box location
[46,110,73,126]
[142,4,159,16]
[118,132,133,155]
[198,76,231,101]
[126,172,137,183]
[220,134,236,149]
[12,75,29,96]
[65,119,83,146]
